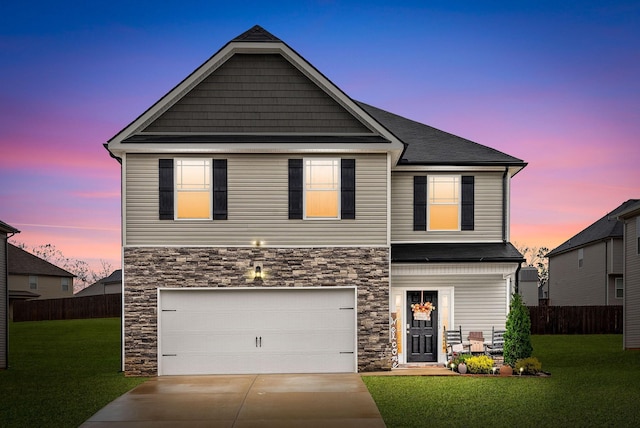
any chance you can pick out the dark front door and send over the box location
[406,291,438,362]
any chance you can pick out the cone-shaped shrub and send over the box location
[503,292,533,366]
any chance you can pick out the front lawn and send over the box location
[1,318,147,428]
[363,335,640,427]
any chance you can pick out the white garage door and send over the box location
[159,288,356,375]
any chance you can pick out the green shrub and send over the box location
[514,357,542,375]
[465,355,495,374]
[504,293,533,366]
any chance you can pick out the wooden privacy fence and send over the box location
[13,294,122,322]
[528,305,623,334]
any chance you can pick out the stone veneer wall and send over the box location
[123,246,391,376]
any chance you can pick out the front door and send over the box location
[406,291,438,362]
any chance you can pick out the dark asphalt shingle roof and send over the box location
[0,220,19,234]
[392,243,524,263]
[546,199,640,257]
[8,244,75,277]
[357,102,526,166]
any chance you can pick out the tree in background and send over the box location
[503,292,533,366]
[515,243,549,288]
[11,242,113,289]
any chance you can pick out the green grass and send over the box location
[3,321,640,427]
[363,335,640,427]
[1,318,147,428]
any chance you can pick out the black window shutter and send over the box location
[341,159,356,219]
[413,176,427,231]
[461,175,475,230]
[213,159,227,220]
[159,159,174,220]
[288,159,303,219]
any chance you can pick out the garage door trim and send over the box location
[157,287,358,375]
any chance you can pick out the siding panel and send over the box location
[125,153,387,246]
[1,235,6,368]
[392,273,508,339]
[391,171,503,242]
[625,217,640,348]
[143,54,371,134]
[548,243,608,306]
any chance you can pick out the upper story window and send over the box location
[615,277,624,299]
[61,277,70,292]
[304,158,340,219]
[29,275,38,290]
[636,217,640,255]
[428,176,460,231]
[175,159,212,220]
[578,248,584,268]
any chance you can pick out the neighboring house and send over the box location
[617,201,640,349]
[518,266,540,306]
[1,221,19,370]
[105,25,526,376]
[75,269,122,297]
[546,199,639,306]
[7,244,74,319]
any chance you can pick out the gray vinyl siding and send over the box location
[392,273,507,339]
[391,171,503,242]
[1,234,6,369]
[624,215,640,348]
[611,238,624,274]
[125,153,387,246]
[142,54,371,134]
[548,242,608,306]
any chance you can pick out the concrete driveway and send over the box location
[80,373,386,427]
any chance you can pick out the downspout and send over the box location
[502,167,509,242]
[515,263,522,294]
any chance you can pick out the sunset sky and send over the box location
[1,1,638,273]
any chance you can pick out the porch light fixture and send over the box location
[254,265,262,280]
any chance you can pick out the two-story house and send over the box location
[617,201,640,349]
[546,199,639,306]
[7,244,75,319]
[106,26,526,376]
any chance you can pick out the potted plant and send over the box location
[452,354,471,374]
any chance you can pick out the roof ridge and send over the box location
[232,25,281,42]
[547,199,640,256]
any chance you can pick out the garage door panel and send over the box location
[159,288,356,375]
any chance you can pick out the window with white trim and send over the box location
[29,275,38,290]
[428,176,460,231]
[304,158,340,219]
[175,159,212,219]
[615,277,623,299]
[61,277,70,292]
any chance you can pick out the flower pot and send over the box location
[458,363,467,374]
[499,365,513,376]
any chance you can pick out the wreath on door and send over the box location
[411,291,436,321]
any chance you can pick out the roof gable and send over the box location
[547,199,640,257]
[8,244,75,277]
[140,53,372,135]
[107,26,405,162]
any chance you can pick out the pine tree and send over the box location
[503,293,533,366]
